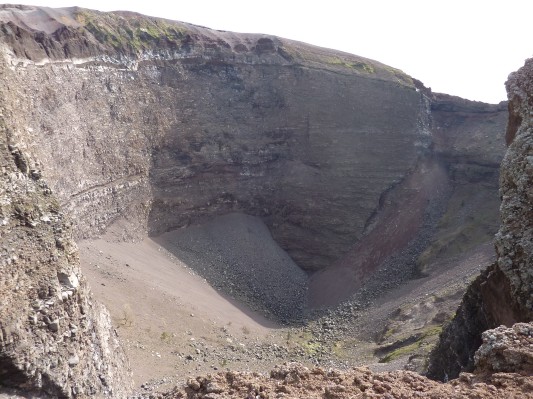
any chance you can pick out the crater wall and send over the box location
[0,5,507,299]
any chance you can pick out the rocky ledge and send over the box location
[0,5,532,398]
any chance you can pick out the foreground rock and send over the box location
[0,4,530,397]
[0,64,132,397]
[427,56,533,380]
[158,325,533,398]
[475,323,533,375]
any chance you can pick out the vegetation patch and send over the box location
[377,325,443,363]
[385,66,414,86]
[160,331,171,342]
[118,303,133,327]
[323,56,375,73]
[288,330,326,357]
[75,10,187,52]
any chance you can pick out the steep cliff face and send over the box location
[0,6,429,275]
[427,57,533,381]
[0,6,508,297]
[0,3,511,325]
[430,93,506,257]
[308,93,507,307]
[0,4,528,396]
[0,66,132,396]
[413,94,506,273]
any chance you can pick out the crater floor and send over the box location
[79,214,495,392]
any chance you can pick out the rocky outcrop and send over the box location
[1,4,532,398]
[0,60,131,397]
[474,323,533,375]
[155,325,533,398]
[427,57,533,381]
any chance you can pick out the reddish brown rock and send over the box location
[161,360,533,398]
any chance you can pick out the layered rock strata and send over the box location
[0,6,506,292]
[0,6,426,275]
[0,6,511,322]
[0,4,532,398]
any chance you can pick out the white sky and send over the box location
[10,0,533,103]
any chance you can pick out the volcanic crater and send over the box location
[2,5,531,397]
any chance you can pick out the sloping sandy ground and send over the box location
[79,226,287,387]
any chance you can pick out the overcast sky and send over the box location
[12,0,533,103]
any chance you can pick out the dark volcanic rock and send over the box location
[427,57,533,381]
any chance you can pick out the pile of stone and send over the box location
[158,213,308,323]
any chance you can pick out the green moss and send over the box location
[422,325,443,338]
[379,341,421,363]
[384,66,414,86]
[279,44,378,75]
[380,325,399,342]
[302,340,321,355]
[319,56,375,73]
[290,331,325,356]
[379,325,442,363]
[75,10,187,52]
[331,341,349,359]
